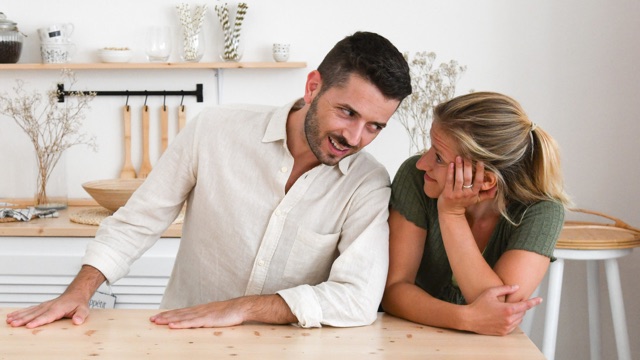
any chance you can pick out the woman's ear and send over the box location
[482,171,498,191]
[303,70,322,104]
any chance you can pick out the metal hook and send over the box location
[125,91,130,107]
[180,92,185,107]
[163,94,167,109]
[144,91,148,106]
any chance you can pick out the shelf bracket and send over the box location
[216,69,223,105]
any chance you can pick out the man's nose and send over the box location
[344,122,365,147]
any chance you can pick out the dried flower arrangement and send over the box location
[395,51,466,154]
[214,2,248,61]
[176,3,208,62]
[0,70,97,208]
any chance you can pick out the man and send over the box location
[7,31,412,329]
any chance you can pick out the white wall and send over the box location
[1,1,639,358]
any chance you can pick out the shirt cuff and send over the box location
[277,285,323,328]
[82,240,129,284]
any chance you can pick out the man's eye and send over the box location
[341,108,354,117]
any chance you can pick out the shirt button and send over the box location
[280,166,288,173]
[275,210,282,216]
[258,260,265,266]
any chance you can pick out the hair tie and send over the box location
[529,123,537,161]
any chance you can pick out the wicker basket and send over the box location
[557,208,640,250]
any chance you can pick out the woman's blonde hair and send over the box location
[434,92,571,223]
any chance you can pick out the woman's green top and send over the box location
[390,155,564,305]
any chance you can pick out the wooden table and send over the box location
[0,309,544,359]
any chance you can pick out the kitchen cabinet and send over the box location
[0,207,181,309]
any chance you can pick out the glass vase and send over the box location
[220,36,242,62]
[34,150,68,210]
[180,29,205,62]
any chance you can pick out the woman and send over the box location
[382,92,571,335]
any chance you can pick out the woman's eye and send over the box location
[435,153,443,163]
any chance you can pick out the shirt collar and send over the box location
[262,98,353,176]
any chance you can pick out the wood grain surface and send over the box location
[0,309,544,359]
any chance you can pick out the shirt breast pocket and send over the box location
[283,227,340,286]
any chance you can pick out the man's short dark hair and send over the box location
[317,31,412,101]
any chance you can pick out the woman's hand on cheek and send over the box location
[438,157,494,215]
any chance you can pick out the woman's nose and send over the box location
[416,151,429,170]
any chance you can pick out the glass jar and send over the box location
[220,36,243,62]
[0,12,24,64]
[179,28,204,63]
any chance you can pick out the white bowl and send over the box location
[98,48,133,63]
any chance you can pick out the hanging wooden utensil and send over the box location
[178,104,186,132]
[161,104,169,153]
[119,105,137,179]
[138,104,153,178]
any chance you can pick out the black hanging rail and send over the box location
[56,83,204,103]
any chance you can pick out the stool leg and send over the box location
[604,259,631,360]
[587,261,601,360]
[520,284,540,336]
[543,258,565,360]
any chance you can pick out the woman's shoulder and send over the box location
[525,200,564,216]
[508,200,565,225]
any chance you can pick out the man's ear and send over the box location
[303,70,322,104]
[481,171,498,191]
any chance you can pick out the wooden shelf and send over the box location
[0,62,306,70]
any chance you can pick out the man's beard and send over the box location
[304,96,354,166]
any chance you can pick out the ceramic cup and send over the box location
[38,23,74,43]
[40,42,76,63]
[272,43,290,62]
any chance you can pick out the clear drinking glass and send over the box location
[145,26,172,62]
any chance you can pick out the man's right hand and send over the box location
[5,265,106,328]
[5,292,91,328]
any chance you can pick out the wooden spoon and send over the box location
[160,104,169,153]
[119,105,137,179]
[138,105,152,178]
[178,104,186,132]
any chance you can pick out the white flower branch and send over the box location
[394,51,466,154]
[0,69,97,205]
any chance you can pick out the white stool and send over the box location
[542,209,640,360]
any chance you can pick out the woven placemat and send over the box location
[69,207,185,226]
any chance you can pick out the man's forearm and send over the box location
[149,293,298,328]
[64,265,107,301]
[241,294,298,324]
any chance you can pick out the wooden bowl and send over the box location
[82,179,144,213]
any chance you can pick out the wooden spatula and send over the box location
[119,105,137,179]
[161,104,169,153]
[138,105,153,178]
